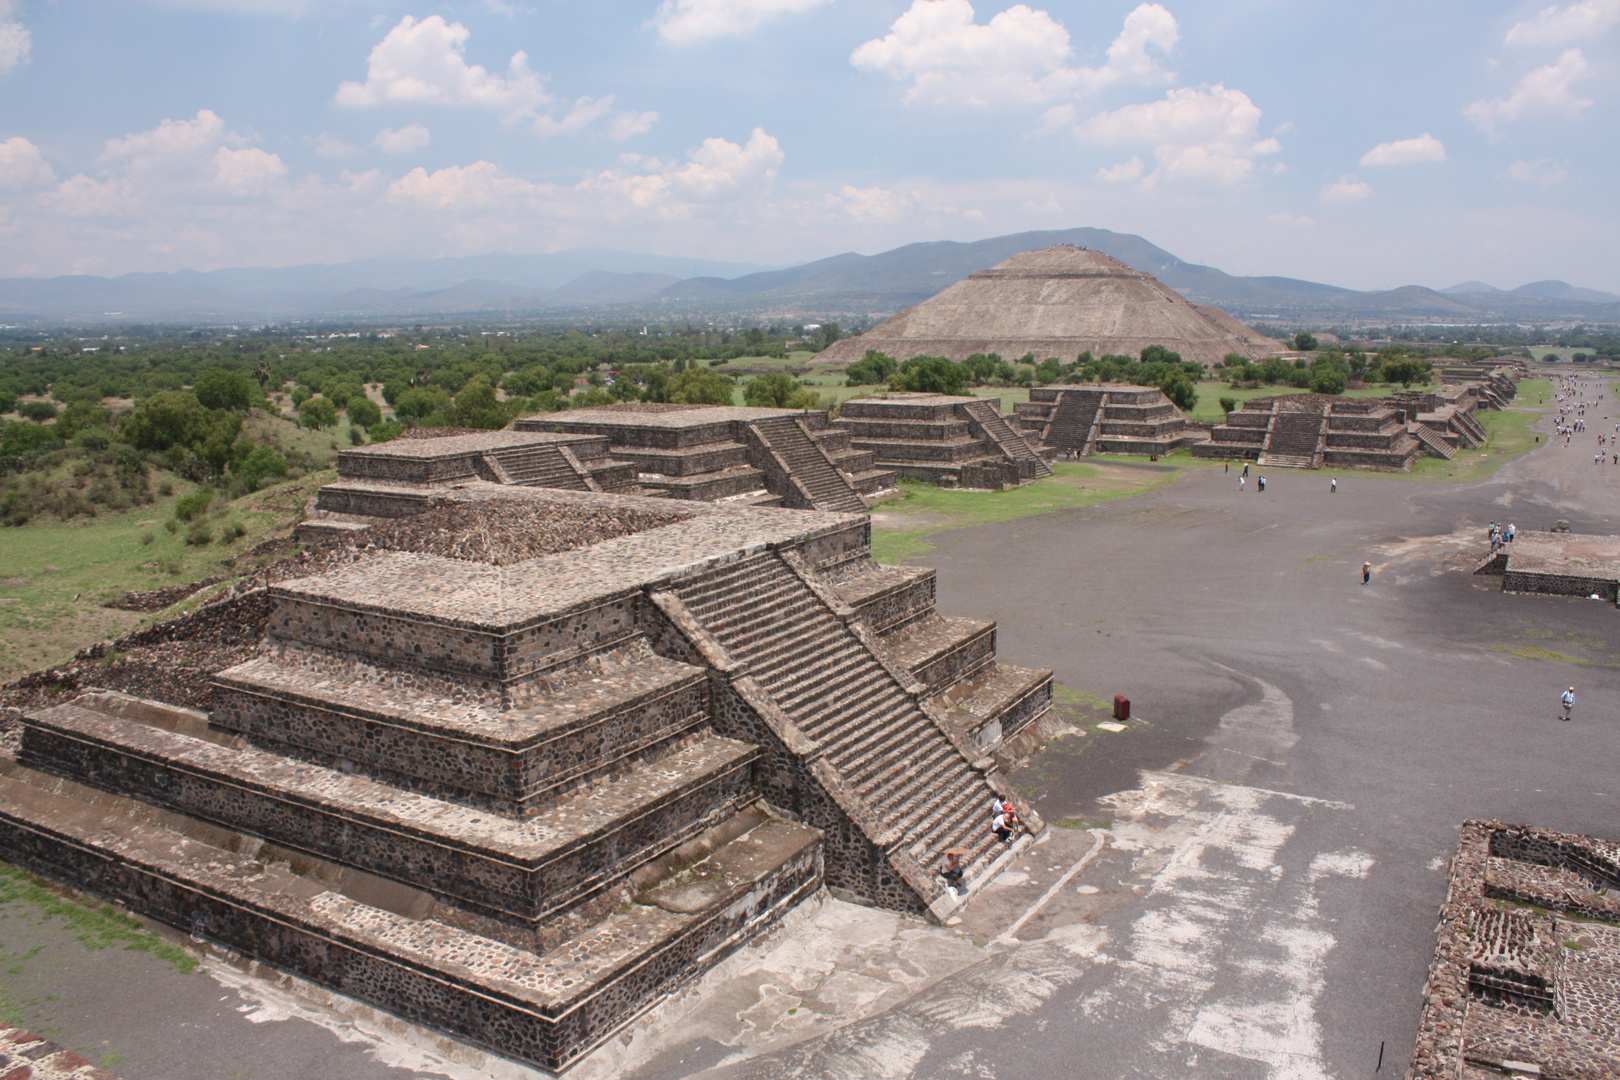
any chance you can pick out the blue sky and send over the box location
[0,0,1616,291]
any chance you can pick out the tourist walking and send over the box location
[1330,477,1337,494]
[1362,561,1371,585]
[1239,475,1245,491]
[1258,475,1266,492]
[1560,686,1575,722]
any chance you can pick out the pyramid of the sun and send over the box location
[820,245,1276,368]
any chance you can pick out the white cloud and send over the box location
[826,183,916,222]
[1504,157,1569,185]
[850,0,1177,109]
[1321,175,1372,203]
[0,0,29,75]
[1095,156,1144,183]
[102,109,242,175]
[577,127,783,214]
[1074,84,1279,185]
[372,124,431,154]
[334,15,547,115]
[0,135,53,192]
[213,146,287,196]
[1464,48,1593,136]
[311,133,361,158]
[1360,133,1447,167]
[1505,0,1620,46]
[652,0,833,45]
[335,15,655,140]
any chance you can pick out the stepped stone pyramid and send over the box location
[1191,373,1515,470]
[520,403,896,511]
[819,245,1275,369]
[0,485,1048,1071]
[834,393,1053,488]
[1013,384,1200,458]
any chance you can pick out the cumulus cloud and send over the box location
[826,183,916,223]
[1360,133,1447,167]
[1504,157,1569,185]
[335,15,547,114]
[335,15,655,139]
[1095,156,1144,183]
[1464,48,1593,136]
[576,127,782,214]
[0,0,30,76]
[1505,0,1620,46]
[1320,176,1372,203]
[652,0,834,45]
[1074,85,1279,185]
[0,135,53,192]
[373,124,431,154]
[851,0,1177,109]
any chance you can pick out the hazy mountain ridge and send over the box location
[0,229,1614,325]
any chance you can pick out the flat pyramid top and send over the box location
[975,246,1133,276]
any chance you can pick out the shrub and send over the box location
[1219,396,1238,415]
[221,522,247,543]
[664,368,736,406]
[164,518,180,534]
[368,421,404,443]
[236,444,288,492]
[0,490,30,527]
[744,372,804,408]
[140,530,155,546]
[0,420,60,457]
[290,386,312,407]
[174,491,212,521]
[73,426,113,451]
[0,390,16,413]
[186,521,214,545]
[846,350,897,386]
[16,400,57,422]
[1159,373,1198,411]
[392,387,450,422]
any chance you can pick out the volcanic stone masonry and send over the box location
[1192,372,1517,471]
[1407,820,1620,1079]
[833,392,1053,488]
[0,483,1050,1072]
[1012,384,1200,459]
[1474,529,1620,605]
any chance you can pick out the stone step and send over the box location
[881,614,996,693]
[933,663,1053,750]
[831,562,936,633]
[750,416,866,513]
[19,694,759,924]
[0,762,821,1074]
[210,650,713,818]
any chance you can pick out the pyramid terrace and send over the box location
[0,484,1051,1071]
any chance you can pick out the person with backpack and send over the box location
[1560,687,1575,721]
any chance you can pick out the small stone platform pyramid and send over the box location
[819,245,1274,369]
[1013,384,1200,457]
[0,486,1048,1071]
[834,393,1052,488]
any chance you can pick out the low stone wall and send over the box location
[1502,570,1618,600]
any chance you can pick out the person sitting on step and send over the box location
[992,808,1020,845]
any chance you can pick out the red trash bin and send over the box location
[1113,695,1130,721]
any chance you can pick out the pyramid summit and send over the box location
[821,245,1277,369]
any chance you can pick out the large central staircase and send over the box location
[1044,391,1105,454]
[1259,409,1325,468]
[666,551,1006,906]
[961,399,1052,477]
[749,416,868,513]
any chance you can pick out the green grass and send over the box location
[0,863,197,974]
[0,469,325,683]
[1400,379,1552,482]
[869,460,1181,563]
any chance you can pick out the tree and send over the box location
[846,350,897,385]
[1219,396,1238,415]
[298,396,338,430]
[893,356,968,395]
[322,381,366,410]
[819,322,842,349]
[446,375,507,429]
[346,396,382,430]
[1159,372,1198,411]
[236,445,288,492]
[123,391,212,451]
[664,368,736,405]
[745,373,799,408]
[1380,356,1431,388]
[1140,344,1183,366]
[393,387,450,422]
[1293,332,1318,352]
[193,369,258,412]
[16,400,57,422]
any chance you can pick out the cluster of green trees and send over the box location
[844,345,1203,410]
[1219,347,1432,393]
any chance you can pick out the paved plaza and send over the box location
[4,382,1619,1079]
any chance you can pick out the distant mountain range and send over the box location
[0,228,1615,327]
